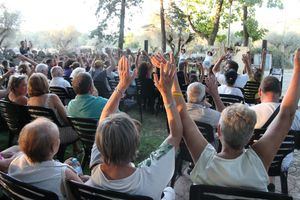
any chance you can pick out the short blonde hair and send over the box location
[220,104,256,150]
[18,118,59,163]
[28,73,49,97]
[95,113,140,165]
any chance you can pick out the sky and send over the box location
[1,0,300,34]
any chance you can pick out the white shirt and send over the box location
[186,103,220,129]
[190,144,269,191]
[8,153,69,200]
[86,141,175,200]
[218,85,244,98]
[203,55,213,69]
[250,102,300,130]
[49,77,71,89]
[216,72,249,88]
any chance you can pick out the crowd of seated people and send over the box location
[0,42,299,200]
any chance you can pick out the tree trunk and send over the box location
[160,0,167,53]
[118,0,126,50]
[243,5,249,47]
[208,0,224,46]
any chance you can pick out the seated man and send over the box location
[186,82,221,130]
[35,63,49,77]
[67,72,107,120]
[250,76,300,130]
[49,66,71,89]
[212,54,250,88]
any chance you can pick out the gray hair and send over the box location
[35,63,48,76]
[187,82,206,104]
[50,66,64,78]
[95,113,140,165]
[70,67,85,79]
[220,104,256,150]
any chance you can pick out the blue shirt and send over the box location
[67,94,108,119]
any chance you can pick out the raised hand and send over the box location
[294,48,300,67]
[242,53,251,66]
[153,61,176,96]
[117,56,137,92]
[205,75,218,96]
[150,53,167,68]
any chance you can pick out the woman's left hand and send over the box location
[118,56,137,91]
[153,60,176,96]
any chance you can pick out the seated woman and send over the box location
[27,73,78,147]
[5,75,28,105]
[86,56,182,200]
[150,50,300,191]
[8,118,83,199]
[218,69,244,98]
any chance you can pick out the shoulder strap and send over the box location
[261,105,281,129]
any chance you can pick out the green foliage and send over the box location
[91,0,143,45]
[0,5,21,47]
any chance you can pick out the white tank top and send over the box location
[8,153,68,199]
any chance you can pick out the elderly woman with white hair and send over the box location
[86,56,182,200]
[151,50,300,191]
[49,66,71,89]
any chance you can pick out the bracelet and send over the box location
[114,87,125,97]
[172,92,183,97]
[164,101,175,109]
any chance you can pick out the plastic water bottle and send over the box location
[71,158,83,176]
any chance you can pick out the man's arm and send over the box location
[259,49,267,71]
[212,55,226,75]
[242,53,252,76]
[252,48,300,170]
[205,75,225,112]
[17,54,38,77]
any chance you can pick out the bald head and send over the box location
[18,118,60,163]
[72,72,93,95]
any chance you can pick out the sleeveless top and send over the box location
[8,153,69,200]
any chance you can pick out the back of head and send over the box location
[225,69,238,86]
[36,63,48,75]
[220,104,256,150]
[28,73,49,97]
[50,66,64,78]
[94,60,104,69]
[18,118,59,163]
[71,62,81,70]
[96,113,140,165]
[138,62,148,79]
[260,76,282,96]
[226,60,239,72]
[72,72,92,95]
[8,75,27,93]
[187,82,206,104]
[179,62,186,71]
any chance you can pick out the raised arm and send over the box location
[252,48,300,170]
[259,49,267,71]
[205,75,225,112]
[99,56,136,122]
[197,62,205,83]
[212,54,226,75]
[17,54,38,77]
[152,53,208,162]
[242,53,252,76]
[105,48,117,74]
[153,61,183,148]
